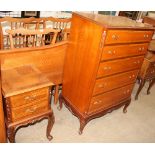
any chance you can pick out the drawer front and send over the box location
[93,70,138,95]
[97,56,144,78]
[105,30,153,44]
[10,87,49,108]
[101,43,148,61]
[11,101,48,122]
[146,67,155,78]
[89,84,134,113]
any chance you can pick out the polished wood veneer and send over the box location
[59,12,154,134]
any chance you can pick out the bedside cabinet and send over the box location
[135,52,155,100]
[1,65,55,143]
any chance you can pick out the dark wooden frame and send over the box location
[21,11,40,18]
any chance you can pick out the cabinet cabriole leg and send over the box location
[46,112,55,141]
[7,126,16,143]
[135,79,146,100]
[57,93,63,110]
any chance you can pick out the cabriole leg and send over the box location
[7,126,16,143]
[57,93,63,110]
[135,79,146,100]
[123,99,131,113]
[46,112,55,141]
[79,118,87,135]
[147,79,155,95]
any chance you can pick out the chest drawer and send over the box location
[101,43,148,61]
[10,87,49,108]
[105,30,153,44]
[11,101,48,122]
[97,56,144,78]
[89,84,134,114]
[93,70,138,95]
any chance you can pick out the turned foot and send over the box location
[135,79,146,100]
[7,127,16,143]
[123,100,131,113]
[57,94,63,110]
[147,79,155,95]
[46,112,55,141]
[79,118,87,135]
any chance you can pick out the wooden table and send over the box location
[1,65,55,142]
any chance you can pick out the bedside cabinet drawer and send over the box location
[10,87,49,108]
[97,56,144,78]
[105,30,153,44]
[93,70,138,95]
[101,43,148,61]
[11,102,48,122]
[89,84,134,114]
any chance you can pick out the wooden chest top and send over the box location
[1,65,53,97]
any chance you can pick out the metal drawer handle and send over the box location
[24,95,36,101]
[129,74,135,79]
[144,34,149,38]
[104,66,111,70]
[138,47,142,51]
[112,35,119,40]
[98,83,107,88]
[93,100,102,105]
[25,106,37,113]
[107,50,116,54]
[134,61,140,64]
[123,89,130,94]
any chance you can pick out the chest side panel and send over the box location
[62,14,104,113]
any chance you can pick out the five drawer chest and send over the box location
[59,12,154,134]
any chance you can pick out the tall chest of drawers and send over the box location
[59,12,154,134]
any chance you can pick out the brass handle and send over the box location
[103,66,111,70]
[144,34,149,38]
[138,47,142,51]
[129,74,135,79]
[98,84,104,88]
[123,89,130,94]
[25,106,37,113]
[134,61,140,64]
[107,50,116,54]
[24,95,36,101]
[112,35,119,40]
[98,83,107,88]
[93,100,102,105]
